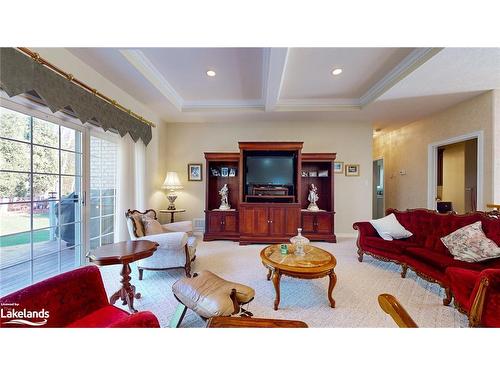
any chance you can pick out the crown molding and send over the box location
[182,99,264,112]
[120,49,184,111]
[359,47,443,107]
[275,98,361,112]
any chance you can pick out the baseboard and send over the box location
[335,233,357,238]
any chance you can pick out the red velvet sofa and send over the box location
[0,265,160,328]
[353,208,500,327]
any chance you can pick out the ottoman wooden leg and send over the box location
[169,303,188,328]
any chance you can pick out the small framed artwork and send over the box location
[345,164,360,177]
[210,167,220,177]
[318,170,329,177]
[229,167,237,177]
[221,167,229,177]
[308,171,318,177]
[188,163,202,181]
[334,161,344,174]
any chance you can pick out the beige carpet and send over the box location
[99,237,469,327]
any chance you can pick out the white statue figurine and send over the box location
[307,183,320,211]
[219,183,231,210]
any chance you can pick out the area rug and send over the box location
[99,237,469,328]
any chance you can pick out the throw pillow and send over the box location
[370,213,413,241]
[441,221,500,262]
[142,217,164,236]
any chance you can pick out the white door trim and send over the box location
[427,131,484,211]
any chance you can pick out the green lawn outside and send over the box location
[0,213,51,246]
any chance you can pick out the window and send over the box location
[0,106,83,296]
[89,135,118,250]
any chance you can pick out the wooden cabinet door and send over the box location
[207,211,223,234]
[240,206,269,236]
[301,213,315,233]
[284,207,300,236]
[315,213,332,234]
[269,207,285,236]
[223,212,238,233]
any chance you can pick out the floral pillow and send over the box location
[441,221,500,262]
[142,217,165,236]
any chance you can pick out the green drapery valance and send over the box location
[0,48,152,145]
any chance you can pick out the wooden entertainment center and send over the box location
[204,142,336,244]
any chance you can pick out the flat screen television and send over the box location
[245,155,295,195]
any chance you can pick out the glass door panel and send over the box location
[0,106,84,296]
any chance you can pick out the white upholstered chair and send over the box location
[125,209,197,279]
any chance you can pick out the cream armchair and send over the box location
[125,209,197,279]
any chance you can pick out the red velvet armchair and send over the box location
[446,267,500,328]
[0,265,159,328]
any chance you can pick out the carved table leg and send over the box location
[272,270,281,310]
[266,268,272,281]
[109,262,138,313]
[328,270,337,308]
[357,248,364,262]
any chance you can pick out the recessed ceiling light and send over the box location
[206,70,216,77]
[331,68,343,76]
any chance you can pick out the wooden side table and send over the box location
[87,240,158,313]
[159,209,186,223]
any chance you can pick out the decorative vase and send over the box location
[290,228,310,256]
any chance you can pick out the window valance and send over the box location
[0,48,152,145]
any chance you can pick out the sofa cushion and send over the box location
[142,216,164,236]
[369,213,413,241]
[363,236,415,254]
[66,305,129,328]
[441,221,500,262]
[404,247,454,270]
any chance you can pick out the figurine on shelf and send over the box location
[307,183,320,211]
[219,183,231,210]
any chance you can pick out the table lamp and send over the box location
[162,171,183,210]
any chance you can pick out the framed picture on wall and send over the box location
[334,161,344,174]
[229,167,237,177]
[188,163,203,181]
[345,164,360,177]
[221,167,229,177]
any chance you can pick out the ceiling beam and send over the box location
[120,49,184,111]
[264,48,289,112]
[359,47,444,107]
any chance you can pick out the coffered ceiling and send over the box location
[65,47,500,128]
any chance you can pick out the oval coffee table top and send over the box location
[260,244,336,274]
[87,240,158,266]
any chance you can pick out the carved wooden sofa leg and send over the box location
[138,267,144,281]
[468,276,489,328]
[357,248,364,262]
[401,264,408,278]
[184,244,192,278]
[443,288,452,306]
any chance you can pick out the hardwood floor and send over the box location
[0,239,81,296]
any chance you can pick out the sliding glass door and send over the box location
[0,106,83,296]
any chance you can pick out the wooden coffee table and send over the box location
[87,240,158,313]
[260,244,337,310]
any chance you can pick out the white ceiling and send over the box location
[66,47,500,128]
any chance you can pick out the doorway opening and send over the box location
[428,131,483,213]
[372,158,384,219]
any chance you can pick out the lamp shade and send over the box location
[162,172,183,190]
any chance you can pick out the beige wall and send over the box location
[373,91,495,211]
[441,142,465,213]
[494,90,500,203]
[150,121,373,234]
